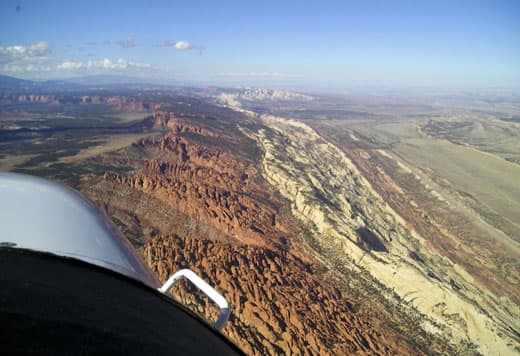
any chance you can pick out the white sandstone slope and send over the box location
[257,116,519,356]
[217,88,314,103]
[220,95,519,356]
[238,88,314,101]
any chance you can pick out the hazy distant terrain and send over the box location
[1,78,519,355]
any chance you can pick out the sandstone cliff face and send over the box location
[151,108,239,142]
[89,108,425,355]
[103,133,282,247]
[0,94,152,111]
[80,95,151,111]
[0,94,60,104]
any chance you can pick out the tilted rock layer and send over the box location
[251,114,518,355]
[86,107,445,355]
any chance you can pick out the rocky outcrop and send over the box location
[103,129,282,247]
[90,107,439,355]
[233,88,314,101]
[80,95,151,111]
[0,94,153,111]
[144,234,417,356]
[0,94,60,104]
[252,114,519,355]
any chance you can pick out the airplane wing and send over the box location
[0,173,242,355]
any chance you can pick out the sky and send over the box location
[0,0,519,88]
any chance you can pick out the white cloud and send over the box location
[0,41,50,64]
[0,41,153,77]
[56,58,151,72]
[165,40,193,50]
[57,60,85,70]
[103,58,126,69]
[175,41,192,50]
[3,63,51,73]
[129,61,151,69]
[2,64,23,73]
[28,41,50,56]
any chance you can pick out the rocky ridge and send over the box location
[87,106,439,355]
[249,113,518,355]
[235,88,314,102]
[0,94,153,111]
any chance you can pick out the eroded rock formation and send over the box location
[0,94,153,111]
[86,107,439,355]
[144,234,417,355]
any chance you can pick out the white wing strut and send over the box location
[159,269,230,330]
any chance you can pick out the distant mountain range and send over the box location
[0,75,84,92]
[0,74,173,92]
[0,75,46,91]
[0,75,315,101]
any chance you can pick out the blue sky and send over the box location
[0,0,518,88]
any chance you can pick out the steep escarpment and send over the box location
[0,93,153,111]
[102,133,283,247]
[251,114,519,355]
[83,106,432,355]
